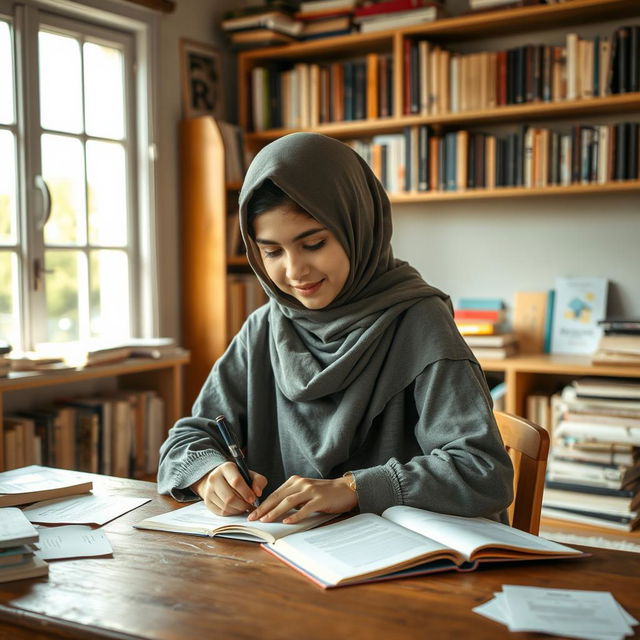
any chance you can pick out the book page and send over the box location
[23,494,150,526]
[271,513,457,586]
[382,506,581,561]
[134,501,335,543]
[35,524,113,560]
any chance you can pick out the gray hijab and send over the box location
[238,133,457,430]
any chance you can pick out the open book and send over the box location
[134,500,336,543]
[263,506,586,588]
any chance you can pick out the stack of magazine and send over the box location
[542,378,640,531]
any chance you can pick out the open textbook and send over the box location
[134,500,337,543]
[262,506,586,588]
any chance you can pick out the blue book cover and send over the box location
[458,298,504,311]
[543,289,555,353]
[550,276,608,355]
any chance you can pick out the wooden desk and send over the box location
[1,474,639,640]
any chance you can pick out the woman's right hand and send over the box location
[192,462,267,516]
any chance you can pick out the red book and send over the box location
[404,39,412,115]
[497,50,507,106]
[454,309,504,322]
[355,0,442,17]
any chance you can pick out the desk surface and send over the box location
[1,474,639,640]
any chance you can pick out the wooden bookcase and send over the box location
[0,353,189,473]
[237,0,640,199]
[478,353,640,416]
[180,117,262,410]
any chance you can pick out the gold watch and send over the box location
[343,471,357,492]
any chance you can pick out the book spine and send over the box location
[410,40,420,114]
[545,479,637,498]
[631,26,639,93]
[418,125,430,191]
[403,39,412,115]
[543,289,555,353]
[617,27,629,93]
[366,53,379,120]
[445,132,456,191]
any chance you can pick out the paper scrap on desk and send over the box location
[473,586,638,640]
[35,525,113,560]
[23,494,150,525]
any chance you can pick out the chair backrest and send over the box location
[493,410,550,535]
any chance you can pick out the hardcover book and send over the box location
[550,277,608,355]
[262,506,584,588]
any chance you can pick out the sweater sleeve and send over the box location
[156,331,250,501]
[352,358,514,518]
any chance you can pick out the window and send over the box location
[0,0,157,351]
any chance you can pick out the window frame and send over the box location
[0,0,159,350]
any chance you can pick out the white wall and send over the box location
[155,0,238,339]
[391,194,640,319]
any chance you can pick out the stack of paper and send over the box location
[0,507,48,583]
[474,585,638,639]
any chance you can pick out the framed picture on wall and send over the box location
[179,39,224,120]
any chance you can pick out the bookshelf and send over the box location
[180,117,266,410]
[478,353,640,416]
[0,353,189,474]
[237,0,640,198]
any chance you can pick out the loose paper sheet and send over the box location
[35,525,113,560]
[23,494,150,525]
[501,585,632,636]
[473,586,638,640]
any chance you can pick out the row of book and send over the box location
[250,55,394,131]
[346,122,639,194]
[247,25,639,131]
[2,390,166,479]
[228,275,269,339]
[538,378,640,532]
[403,27,639,117]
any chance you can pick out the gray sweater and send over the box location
[158,305,514,519]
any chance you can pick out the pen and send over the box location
[213,414,260,508]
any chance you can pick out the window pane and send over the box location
[87,140,127,246]
[90,250,130,339]
[45,250,81,342]
[0,251,19,346]
[0,21,14,125]
[39,31,82,134]
[84,42,125,140]
[0,130,17,243]
[42,134,85,245]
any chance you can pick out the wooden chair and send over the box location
[494,410,550,535]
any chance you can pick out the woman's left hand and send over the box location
[246,475,358,525]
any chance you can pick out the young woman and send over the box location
[158,132,513,525]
